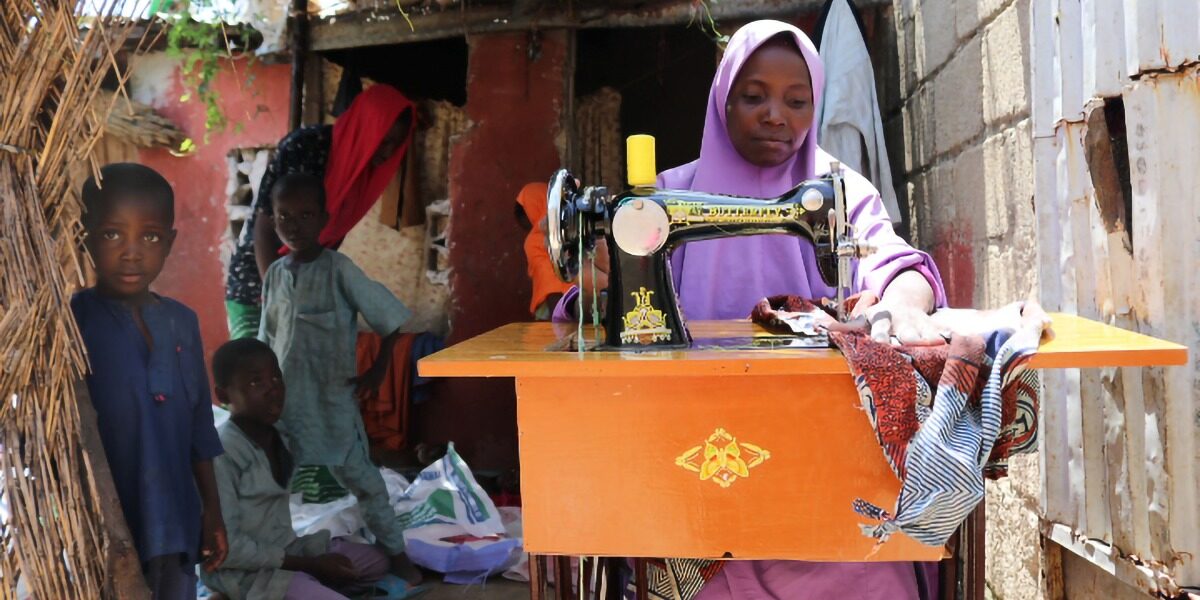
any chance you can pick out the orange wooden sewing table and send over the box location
[418,314,1185,575]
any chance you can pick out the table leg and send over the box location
[964,505,986,600]
[604,557,623,600]
[582,556,594,598]
[530,554,545,600]
[634,558,648,600]
[939,532,959,600]
[556,556,572,599]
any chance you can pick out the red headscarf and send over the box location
[320,84,416,247]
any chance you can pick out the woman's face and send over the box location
[725,41,815,168]
[370,109,412,167]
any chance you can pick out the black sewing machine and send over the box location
[546,135,873,350]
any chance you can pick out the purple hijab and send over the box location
[661,20,946,321]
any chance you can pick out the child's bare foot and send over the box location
[390,552,423,586]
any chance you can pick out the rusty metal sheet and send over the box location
[1124,0,1200,76]
[1124,67,1200,586]
[1034,0,1200,586]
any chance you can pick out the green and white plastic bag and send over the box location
[393,442,504,536]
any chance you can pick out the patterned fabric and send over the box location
[338,201,449,336]
[290,465,349,504]
[832,326,1042,547]
[986,367,1040,478]
[225,125,333,305]
[628,559,723,600]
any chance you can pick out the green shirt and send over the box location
[201,422,329,600]
[259,250,410,465]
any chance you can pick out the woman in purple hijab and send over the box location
[660,20,947,336]
[560,19,947,599]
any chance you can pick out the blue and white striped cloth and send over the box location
[850,326,1042,547]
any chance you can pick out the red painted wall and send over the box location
[416,31,568,470]
[930,225,976,308]
[138,57,292,375]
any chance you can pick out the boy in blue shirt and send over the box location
[71,163,227,599]
[258,173,420,582]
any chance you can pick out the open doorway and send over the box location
[574,26,719,179]
[322,36,469,106]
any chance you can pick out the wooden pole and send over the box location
[75,380,150,600]
[288,0,308,131]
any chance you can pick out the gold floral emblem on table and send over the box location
[675,428,771,488]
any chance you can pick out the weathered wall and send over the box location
[1031,0,1200,594]
[1061,548,1145,600]
[128,54,292,380]
[416,31,568,470]
[888,0,1035,308]
[883,1,1041,598]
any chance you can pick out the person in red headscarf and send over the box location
[224,84,416,340]
[514,182,575,320]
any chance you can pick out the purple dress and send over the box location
[557,19,946,600]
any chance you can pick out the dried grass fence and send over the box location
[1,1,151,597]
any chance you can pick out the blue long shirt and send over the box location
[71,289,224,564]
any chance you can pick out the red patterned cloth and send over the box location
[750,294,1039,483]
[838,326,1041,546]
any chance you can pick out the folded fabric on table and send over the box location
[749,294,1043,547]
[832,325,1041,547]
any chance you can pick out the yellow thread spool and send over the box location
[626,134,657,188]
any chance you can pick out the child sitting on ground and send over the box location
[71,163,226,599]
[203,338,392,599]
[257,173,420,582]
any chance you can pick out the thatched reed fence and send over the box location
[2,2,153,597]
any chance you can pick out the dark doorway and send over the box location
[575,26,719,175]
[323,36,469,105]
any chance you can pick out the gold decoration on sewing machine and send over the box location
[663,199,799,226]
[675,428,771,488]
[620,286,672,344]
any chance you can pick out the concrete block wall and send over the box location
[881,1,1042,598]
[885,0,1034,309]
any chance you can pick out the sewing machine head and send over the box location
[547,135,868,350]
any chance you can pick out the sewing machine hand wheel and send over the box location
[547,169,606,283]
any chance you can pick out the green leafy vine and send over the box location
[150,0,256,147]
[691,0,729,48]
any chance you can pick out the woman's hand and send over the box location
[849,269,948,346]
[855,298,950,345]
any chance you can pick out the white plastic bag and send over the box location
[398,444,525,583]
[392,443,504,536]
